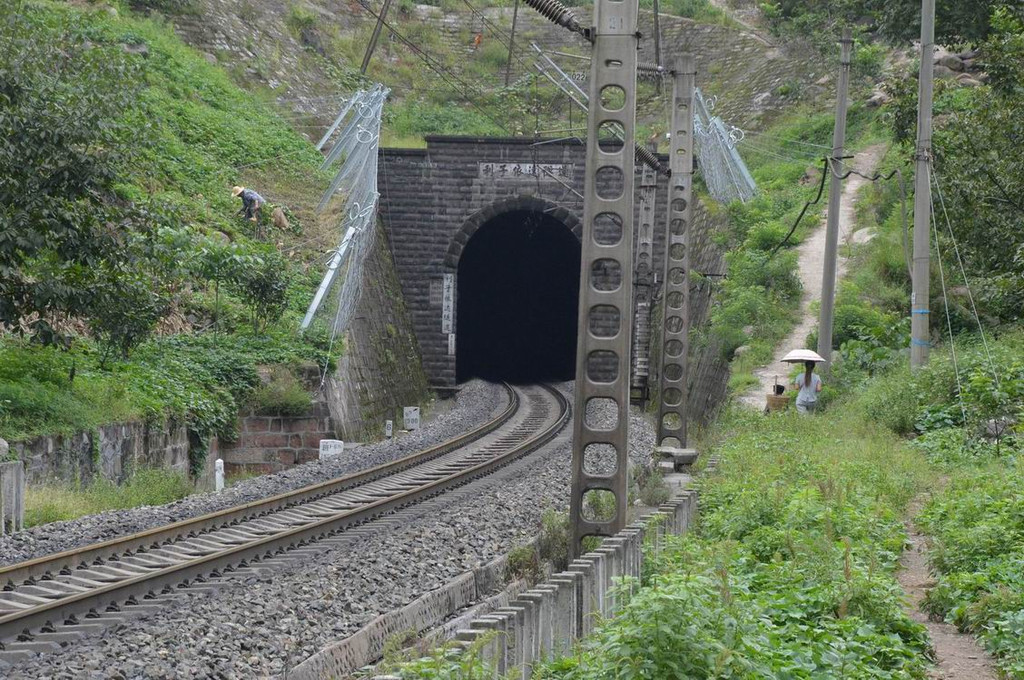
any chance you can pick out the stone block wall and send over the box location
[12,420,191,486]
[324,223,432,440]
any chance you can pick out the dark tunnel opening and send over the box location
[456,209,581,384]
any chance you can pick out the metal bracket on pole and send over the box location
[655,55,696,463]
[630,163,657,405]
[568,0,639,559]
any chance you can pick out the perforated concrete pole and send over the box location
[655,55,696,454]
[568,0,639,559]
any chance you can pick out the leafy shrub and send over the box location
[538,508,570,572]
[249,367,312,416]
[638,469,672,507]
[506,544,542,583]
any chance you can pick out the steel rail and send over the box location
[0,384,518,590]
[0,385,569,645]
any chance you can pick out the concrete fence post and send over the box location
[0,460,26,535]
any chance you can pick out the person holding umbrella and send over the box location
[781,349,825,414]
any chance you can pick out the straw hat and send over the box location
[231,186,245,197]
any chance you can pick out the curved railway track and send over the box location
[0,383,569,653]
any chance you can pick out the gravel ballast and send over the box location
[0,380,507,567]
[4,383,657,679]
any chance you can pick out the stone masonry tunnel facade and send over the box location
[378,136,729,418]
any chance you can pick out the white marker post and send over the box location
[385,420,394,438]
[214,459,225,493]
[319,439,345,461]
[403,407,420,431]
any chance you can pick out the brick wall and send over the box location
[219,400,335,476]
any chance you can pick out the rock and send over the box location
[741,325,755,337]
[204,53,218,65]
[800,166,823,186]
[936,53,964,72]
[867,90,891,108]
[122,42,150,57]
[957,47,980,61]
[815,75,830,86]
[933,65,957,79]
[733,345,752,357]
[983,417,1015,439]
[956,74,982,88]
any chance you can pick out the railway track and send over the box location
[0,383,569,658]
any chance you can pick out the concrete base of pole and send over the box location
[654,446,698,471]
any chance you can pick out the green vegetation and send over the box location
[707,105,882,389]
[529,404,933,679]
[25,469,194,527]
[0,2,338,480]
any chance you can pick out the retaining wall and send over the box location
[291,491,698,679]
[0,460,25,535]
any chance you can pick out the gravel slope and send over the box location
[4,383,656,679]
[0,380,507,567]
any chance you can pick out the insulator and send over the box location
[635,145,664,174]
[637,62,665,74]
[522,0,587,38]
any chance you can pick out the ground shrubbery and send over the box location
[529,406,933,679]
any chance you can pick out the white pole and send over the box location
[215,459,225,493]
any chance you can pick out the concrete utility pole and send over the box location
[505,0,520,86]
[360,0,394,74]
[654,55,697,470]
[816,28,854,373]
[568,0,638,559]
[911,0,936,368]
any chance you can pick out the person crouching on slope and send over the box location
[793,360,822,414]
[232,185,265,223]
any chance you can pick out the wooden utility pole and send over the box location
[505,0,520,86]
[911,0,935,368]
[361,0,394,74]
[816,28,853,372]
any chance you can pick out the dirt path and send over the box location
[899,498,999,679]
[738,144,886,409]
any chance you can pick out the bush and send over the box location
[249,367,312,416]
[537,509,570,572]
[638,469,672,507]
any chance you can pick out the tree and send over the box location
[0,7,145,343]
[228,250,291,334]
[930,9,1024,322]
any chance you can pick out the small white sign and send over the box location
[319,439,345,460]
[441,273,455,334]
[404,406,421,431]
[448,332,456,356]
[385,419,394,438]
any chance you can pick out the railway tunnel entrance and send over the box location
[455,208,581,384]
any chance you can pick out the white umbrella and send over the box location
[781,349,826,364]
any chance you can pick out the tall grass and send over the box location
[25,470,194,527]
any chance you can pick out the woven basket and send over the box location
[766,394,790,412]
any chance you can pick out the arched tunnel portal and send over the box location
[453,205,582,384]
